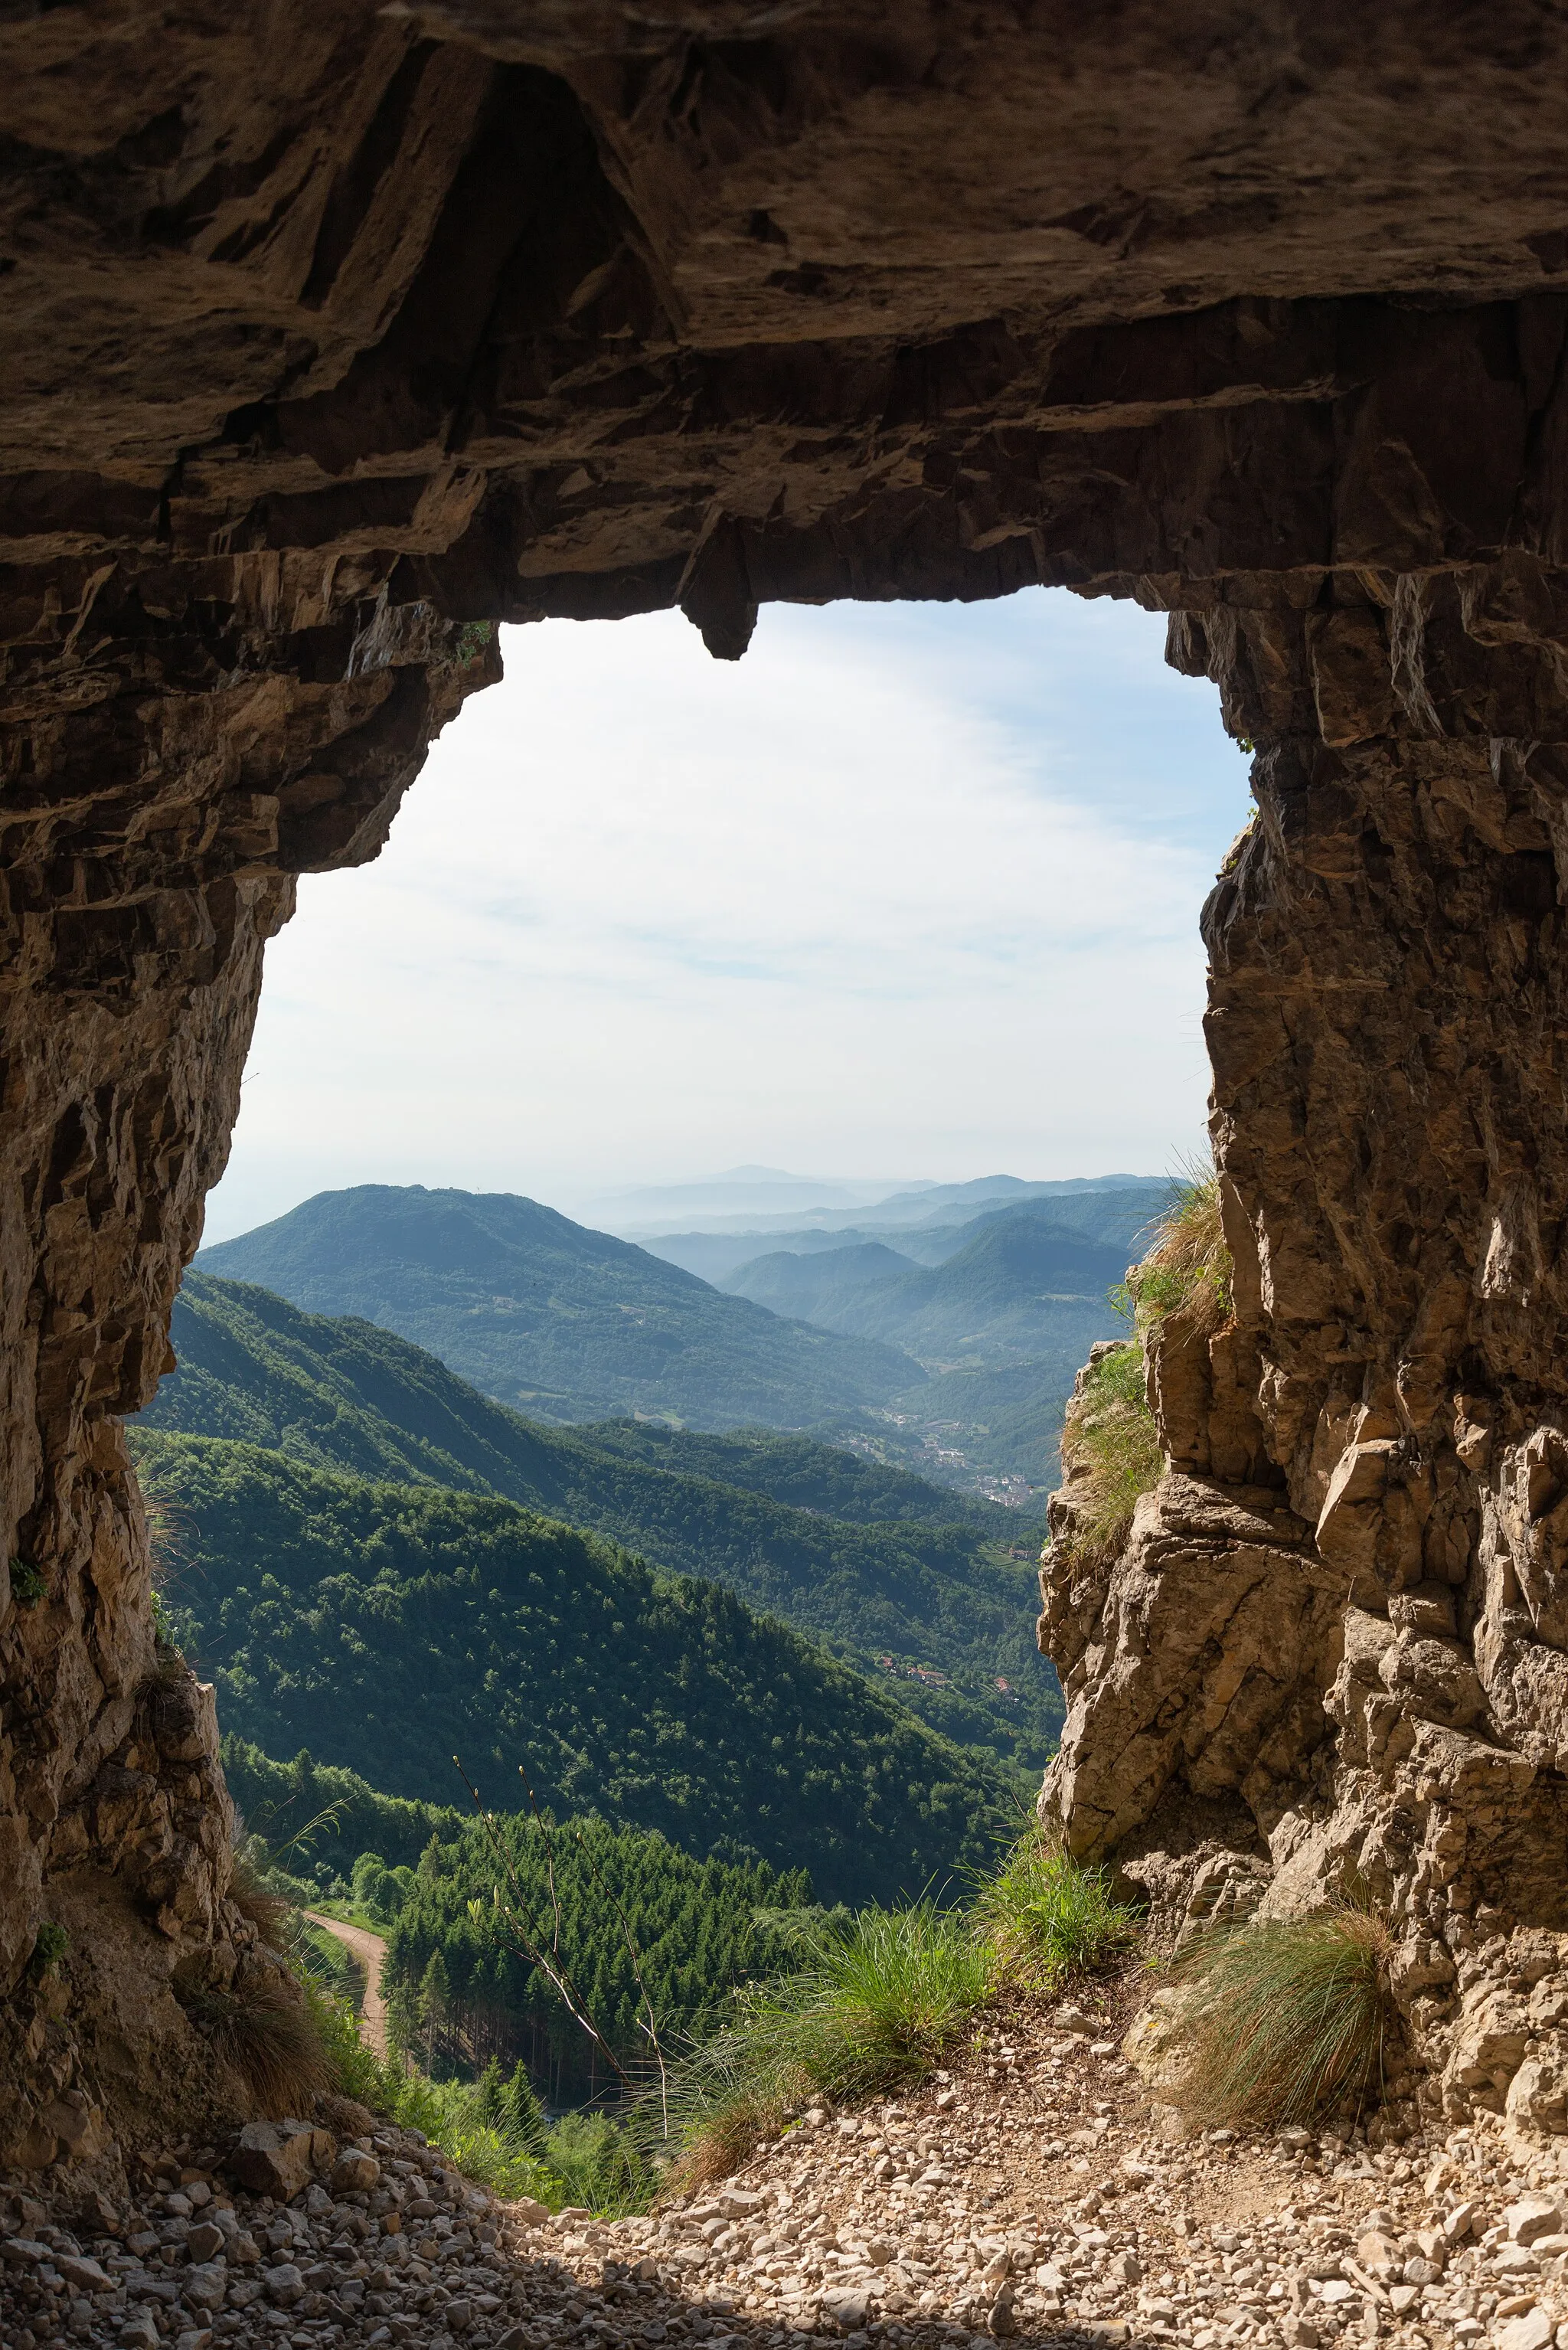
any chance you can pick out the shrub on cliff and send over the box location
[1118,1157,1231,1336]
[972,1825,1140,1992]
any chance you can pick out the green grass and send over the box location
[662,1901,993,2187]
[1054,1342,1163,1567]
[1119,1156,1232,1336]
[972,1827,1140,1992]
[660,1825,1148,2183]
[1163,1908,1394,2127]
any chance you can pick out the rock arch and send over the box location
[8,2,1568,2152]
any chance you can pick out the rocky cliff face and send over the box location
[10,2,1568,2161]
[1040,570,1568,2136]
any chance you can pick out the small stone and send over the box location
[183,2261,228,2309]
[55,2251,110,2292]
[1498,2309,1557,2350]
[333,2149,382,2195]
[1508,2200,1564,2247]
[187,2221,225,2262]
[263,2260,305,2306]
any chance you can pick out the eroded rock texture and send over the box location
[10,1,1568,2155]
[1041,577,1568,2134]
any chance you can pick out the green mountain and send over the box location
[195,1185,923,1430]
[721,1240,920,1321]
[139,1432,1014,1907]
[135,1275,1060,1760]
[724,1210,1126,1364]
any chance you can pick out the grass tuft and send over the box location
[972,1827,1140,1993]
[228,1852,293,1951]
[1054,1342,1164,1568]
[1122,1155,1232,1337]
[188,1971,331,2116]
[662,1901,991,2188]
[1164,1907,1394,2128]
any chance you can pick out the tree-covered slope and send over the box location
[221,1737,816,2101]
[195,1185,923,1429]
[720,1240,920,1322]
[136,1274,1060,1760]
[141,1434,1014,1907]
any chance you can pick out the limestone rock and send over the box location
[228,2121,335,2201]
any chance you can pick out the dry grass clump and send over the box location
[973,1825,1141,1994]
[188,1971,330,2116]
[227,1852,292,1950]
[1165,1907,1394,2127]
[1122,1156,1232,1336]
[1056,1342,1164,1569]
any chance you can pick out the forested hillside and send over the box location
[140,1432,1018,1904]
[137,1275,1060,1759]
[221,1738,815,2103]
[195,1185,923,1428]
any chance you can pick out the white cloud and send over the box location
[204,593,1243,1240]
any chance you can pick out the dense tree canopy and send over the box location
[149,1433,1020,1905]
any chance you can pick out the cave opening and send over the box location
[10,1,1568,2173]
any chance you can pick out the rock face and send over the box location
[11,3,1568,2149]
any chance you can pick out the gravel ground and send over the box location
[6,1994,1568,2350]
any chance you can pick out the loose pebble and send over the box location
[5,2000,1568,2350]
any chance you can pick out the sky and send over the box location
[202,588,1250,1243]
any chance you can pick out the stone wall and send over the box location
[9,2,1568,2154]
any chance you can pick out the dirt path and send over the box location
[305,1910,390,2057]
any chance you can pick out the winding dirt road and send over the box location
[305,1911,390,2057]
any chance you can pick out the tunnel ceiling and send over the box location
[7,3,1568,664]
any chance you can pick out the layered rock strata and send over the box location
[11,2,1568,2152]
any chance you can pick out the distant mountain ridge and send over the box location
[195,1185,923,1430]
[623,1171,1168,1240]
[645,1184,1170,1283]
[723,1211,1129,1363]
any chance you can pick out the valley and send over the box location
[196,1175,1167,1504]
[136,1273,1062,1763]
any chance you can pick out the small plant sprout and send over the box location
[10,1557,47,1607]
[28,1922,68,1981]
